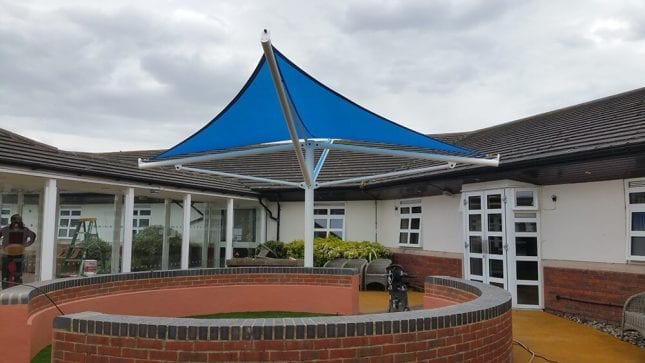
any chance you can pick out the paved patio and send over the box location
[359,291,645,362]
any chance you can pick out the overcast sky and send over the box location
[1,0,644,152]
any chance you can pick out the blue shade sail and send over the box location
[153,47,479,160]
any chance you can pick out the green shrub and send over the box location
[285,237,390,267]
[85,238,112,273]
[131,225,182,271]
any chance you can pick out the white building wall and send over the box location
[422,195,463,253]
[377,199,399,247]
[345,201,377,242]
[539,180,627,263]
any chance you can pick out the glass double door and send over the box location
[464,191,507,289]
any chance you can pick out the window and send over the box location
[58,207,81,239]
[1,208,12,226]
[314,205,345,239]
[627,179,645,260]
[133,207,151,235]
[399,200,422,246]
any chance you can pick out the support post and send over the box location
[39,179,57,281]
[181,194,191,269]
[225,198,234,263]
[122,188,134,273]
[162,199,171,270]
[111,194,123,274]
[303,143,315,267]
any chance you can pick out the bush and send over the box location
[131,225,182,271]
[85,238,112,273]
[285,237,390,267]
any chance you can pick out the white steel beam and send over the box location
[317,163,454,187]
[177,165,301,188]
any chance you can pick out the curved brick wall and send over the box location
[0,268,512,362]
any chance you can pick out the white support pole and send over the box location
[303,142,315,267]
[111,194,123,274]
[39,178,57,281]
[122,187,134,273]
[162,199,171,270]
[261,29,312,187]
[259,207,267,245]
[225,198,234,263]
[181,194,191,269]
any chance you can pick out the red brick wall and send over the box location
[52,310,512,363]
[391,251,462,290]
[544,266,645,323]
[426,283,478,303]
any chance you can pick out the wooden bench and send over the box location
[622,291,645,339]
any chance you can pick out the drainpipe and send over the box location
[258,197,281,241]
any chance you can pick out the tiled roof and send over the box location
[2,87,644,198]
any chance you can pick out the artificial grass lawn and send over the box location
[31,311,331,362]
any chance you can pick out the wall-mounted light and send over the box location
[551,194,557,203]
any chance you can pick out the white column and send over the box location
[303,143,315,267]
[225,198,234,262]
[121,187,134,272]
[111,194,123,273]
[162,199,171,270]
[39,179,57,281]
[259,207,267,245]
[181,194,191,269]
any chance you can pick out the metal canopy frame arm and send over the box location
[176,165,301,188]
[137,143,295,169]
[317,163,454,187]
[316,141,500,167]
[261,30,313,187]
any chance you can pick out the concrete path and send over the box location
[359,291,645,362]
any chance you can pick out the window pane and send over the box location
[517,285,539,305]
[470,258,483,276]
[314,219,327,228]
[515,222,537,233]
[632,237,645,256]
[488,214,502,232]
[59,219,68,227]
[629,192,645,204]
[139,219,150,228]
[330,209,345,215]
[516,261,538,280]
[469,215,481,232]
[400,207,410,214]
[71,210,81,216]
[58,229,67,237]
[632,212,645,231]
[330,231,343,239]
[410,218,420,230]
[60,210,70,216]
[411,206,422,213]
[329,219,343,229]
[468,196,481,210]
[400,219,409,229]
[70,219,80,227]
[314,209,328,215]
[314,231,327,238]
[487,195,502,209]
[516,191,534,207]
[516,237,538,256]
[399,232,408,244]
[139,210,151,216]
[132,220,137,227]
[489,259,504,278]
[469,236,482,253]
[409,233,419,245]
[489,236,504,255]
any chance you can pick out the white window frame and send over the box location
[58,206,82,239]
[133,206,152,235]
[626,179,645,261]
[398,199,422,247]
[313,203,345,240]
[1,207,13,226]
